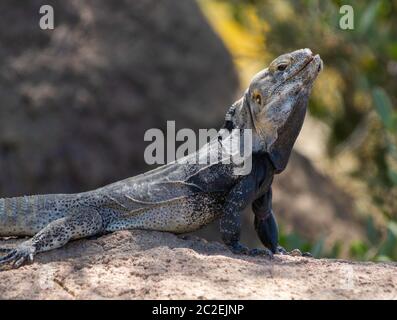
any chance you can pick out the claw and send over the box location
[0,250,18,269]
[0,244,35,271]
[14,256,26,268]
[0,248,15,253]
[228,242,250,255]
[289,248,302,256]
[275,247,313,258]
[227,243,273,259]
[0,249,17,262]
[249,248,273,259]
[276,246,288,255]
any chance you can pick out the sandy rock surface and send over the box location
[0,230,396,300]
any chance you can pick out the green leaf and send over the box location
[349,241,369,259]
[375,255,392,262]
[358,1,381,35]
[378,222,397,257]
[366,216,379,245]
[388,169,397,186]
[388,221,397,237]
[284,233,305,250]
[387,42,397,60]
[311,238,324,258]
[329,241,342,259]
[372,87,394,130]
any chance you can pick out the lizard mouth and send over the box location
[269,53,321,98]
[285,54,315,81]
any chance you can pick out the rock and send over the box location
[0,230,396,299]
[0,0,238,196]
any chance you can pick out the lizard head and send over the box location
[227,48,322,173]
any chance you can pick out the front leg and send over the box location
[0,207,103,270]
[220,175,272,258]
[253,189,312,257]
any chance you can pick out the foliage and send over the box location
[278,227,342,258]
[280,217,397,261]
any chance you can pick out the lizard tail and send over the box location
[0,193,79,237]
[0,195,45,237]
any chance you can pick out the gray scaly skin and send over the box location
[0,49,322,270]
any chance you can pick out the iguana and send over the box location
[0,48,322,270]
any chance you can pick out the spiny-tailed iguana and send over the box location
[0,48,322,270]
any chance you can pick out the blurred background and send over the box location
[0,0,396,261]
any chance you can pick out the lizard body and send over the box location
[0,49,322,269]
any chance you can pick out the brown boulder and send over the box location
[0,0,238,196]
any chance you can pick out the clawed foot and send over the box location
[0,244,35,271]
[276,246,313,258]
[228,242,273,259]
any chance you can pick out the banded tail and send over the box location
[0,194,71,237]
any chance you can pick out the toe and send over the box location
[276,246,288,255]
[13,255,27,268]
[0,245,36,270]
[249,248,273,258]
[229,242,250,255]
[0,250,17,264]
[289,249,302,256]
[0,251,18,270]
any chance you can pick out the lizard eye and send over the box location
[277,63,288,72]
[252,92,262,105]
